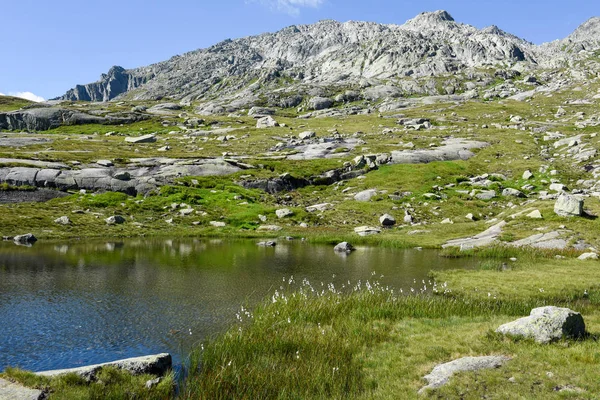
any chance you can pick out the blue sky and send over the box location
[1,0,597,100]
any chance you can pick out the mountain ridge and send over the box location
[57,10,599,108]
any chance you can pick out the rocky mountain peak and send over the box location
[567,16,600,42]
[405,10,455,28]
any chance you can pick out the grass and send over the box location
[0,95,33,112]
[178,254,600,399]
[1,366,174,399]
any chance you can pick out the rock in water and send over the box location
[419,356,510,393]
[554,193,584,217]
[334,242,354,253]
[496,306,585,344]
[13,233,37,244]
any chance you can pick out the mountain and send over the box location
[57,10,599,110]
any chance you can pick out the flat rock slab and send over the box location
[496,306,585,344]
[0,158,69,169]
[391,138,488,164]
[442,221,506,249]
[0,137,53,147]
[419,356,510,394]
[509,231,567,250]
[36,353,171,380]
[0,377,44,400]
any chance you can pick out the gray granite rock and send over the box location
[496,306,585,343]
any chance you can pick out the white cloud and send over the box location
[249,0,325,16]
[0,91,46,102]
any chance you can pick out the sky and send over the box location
[1,0,598,101]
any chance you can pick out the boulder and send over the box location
[106,215,126,225]
[13,233,37,244]
[257,241,276,247]
[96,160,114,167]
[308,97,333,110]
[354,189,378,202]
[379,214,396,227]
[37,353,172,380]
[257,225,282,232]
[554,193,584,217]
[475,190,496,200]
[578,252,598,260]
[248,107,275,117]
[256,116,279,128]
[354,226,381,236]
[209,221,226,227]
[502,188,526,198]
[125,134,157,144]
[54,216,71,225]
[496,306,585,344]
[275,208,294,218]
[298,131,316,140]
[419,356,510,394]
[306,203,332,212]
[334,242,354,253]
[526,210,543,219]
[522,170,534,180]
[549,183,568,192]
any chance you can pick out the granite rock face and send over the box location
[56,11,600,106]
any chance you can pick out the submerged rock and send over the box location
[496,306,585,344]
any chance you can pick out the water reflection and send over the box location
[0,239,477,372]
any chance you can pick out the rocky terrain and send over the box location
[53,12,599,114]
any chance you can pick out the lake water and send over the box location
[0,239,478,372]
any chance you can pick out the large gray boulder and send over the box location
[554,193,584,217]
[334,242,354,253]
[256,116,279,128]
[13,233,37,244]
[354,189,378,202]
[308,97,333,110]
[379,214,396,226]
[496,306,585,344]
[419,356,510,393]
[37,353,172,380]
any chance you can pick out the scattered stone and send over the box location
[256,116,279,128]
[306,203,332,212]
[496,306,585,344]
[354,226,381,236]
[419,356,510,394]
[105,215,126,225]
[54,216,71,225]
[549,183,568,192]
[527,210,543,219]
[334,242,354,253]
[379,214,396,226]
[465,213,475,221]
[578,252,598,260]
[298,131,316,140]
[554,193,584,217]
[354,189,378,202]
[443,221,506,249]
[522,170,534,180]
[440,218,453,224]
[275,208,294,218]
[145,377,162,389]
[502,188,526,198]
[257,225,282,232]
[475,190,496,200]
[209,221,226,227]
[125,134,156,144]
[96,160,114,167]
